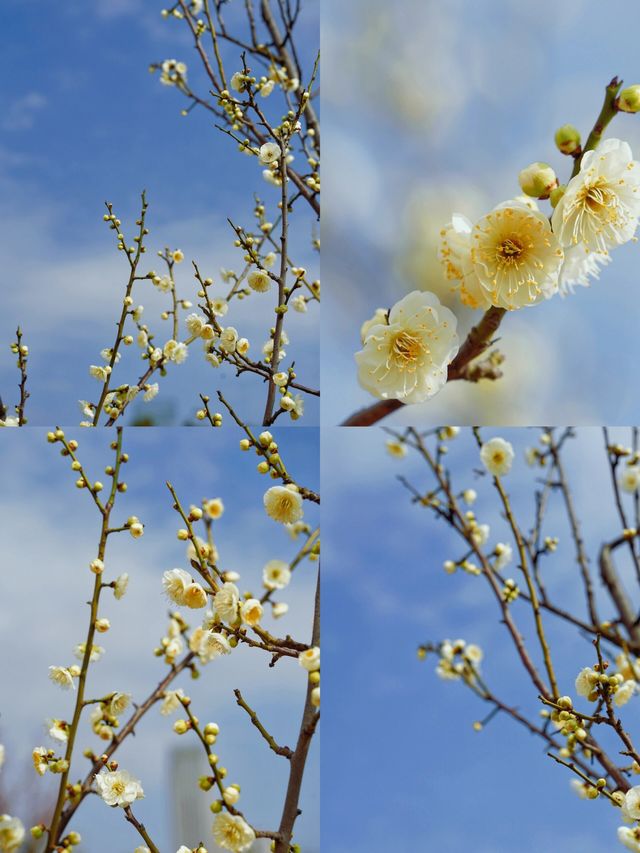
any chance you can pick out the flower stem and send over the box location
[571,76,623,178]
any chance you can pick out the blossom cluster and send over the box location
[355,87,640,407]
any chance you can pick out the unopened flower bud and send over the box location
[554,124,581,155]
[518,162,558,199]
[618,85,640,114]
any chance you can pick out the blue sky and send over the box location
[0,0,319,426]
[324,0,640,426]
[0,424,319,851]
[323,426,640,853]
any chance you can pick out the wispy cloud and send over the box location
[2,92,47,132]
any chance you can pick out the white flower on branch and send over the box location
[264,485,304,525]
[214,582,241,624]
[219,327,239,353]
[355,290,459,404]
[614,680,636,707]
[259,142,281,165]
[74,643,105,662]
[191,629,232,663]
[248,269,271,293]
[618,826,640,852]
[203,497,224,519]
[620,465,640,493]
[241,598,263,627]
[263,559,291,590]
[0,815,25,852]
[212,812,256,852]
[299,646,320,673]
[479,437,514,477]
[439,213,492,311]
[95,767,144,808]
[552,139,640,254]
[160,689,185,716]
[48,666,75,690]
[113,573,129,599]
[470,200,564,309]
[159,60,187,88]
[575,666,598,699]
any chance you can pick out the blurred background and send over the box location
[323,426,640,852]
[0,0,319,425]
[0,425,319,851]
[324,0,640,425]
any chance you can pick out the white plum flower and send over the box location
[438,213,492,310]
[0,815,25,852]
[263,559,291,590]
[470,200,564,309]
[195,630,232,663]
[264,485,304,524]
[114,573,129,599]
[95,767,144,807]
[143,383,159,402]
[620,466,640,494]
[299,646,320,672]
[49,666,75,690]
[480,437,514,476]
[219,327,239,353]
[552,138,640,254]
[212,812,256,852]
[494,542,513,570]
[259,142,281,165]
[355,290,459,404]
[185,313,206,337]
[575,666,598,698]
[619,826,640,852]
[163,569,192,605]
[214,582,240,623]
[247,269,271,292]
[625,786,640,820]
[615,680,636,707]
[160,689,185,716]
[241,598,263,627]
[160,59,187,87]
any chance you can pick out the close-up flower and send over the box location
[552,139,640,254]
[95,768,145,808]
[355,290,459,403]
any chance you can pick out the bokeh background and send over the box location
[324,0,640,425]
[323,426,640,853]
[0,425,319,851]
[0,0,319,425]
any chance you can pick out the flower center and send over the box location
[497,237,524,265]
[391,331,426,367]
[112,781,125,795]
[579,179,616,213]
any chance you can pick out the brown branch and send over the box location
[273,569,320,853]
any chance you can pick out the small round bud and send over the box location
[618,85,640,114]
[549,184,566,208]
[518,162,558,199]
[554,124,581,155]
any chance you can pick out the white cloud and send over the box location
[2,92,47,132]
